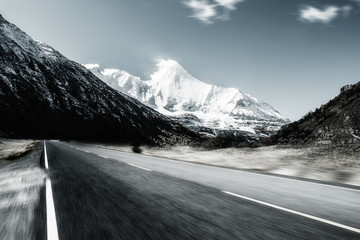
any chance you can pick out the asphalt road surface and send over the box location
[42,141,360,239]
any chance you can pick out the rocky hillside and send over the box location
[265,82,360,145]
[0,14,200,145]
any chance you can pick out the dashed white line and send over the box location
[223,191,360,234]
[116,149,360,193]
[44,141,59,240]
[98,154,109,159]
[127,163,152,172]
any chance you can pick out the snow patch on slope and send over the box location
[0,22,62,62]
[34,40,57,60]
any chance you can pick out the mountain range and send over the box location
[85,60,289,138]
[0,14,200,145]
[1,12,358,149]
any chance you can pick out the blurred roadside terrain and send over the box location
[96,142,360,187]
[0,140,39,160]
[0,140,45,240]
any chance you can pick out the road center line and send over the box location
[44,141,59,240]
[127,163,152,171]
[223,191,360,234]
[98,154,109,159]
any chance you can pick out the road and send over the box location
[43,141,360,239]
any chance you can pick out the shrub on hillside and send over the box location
[132,142,142,154]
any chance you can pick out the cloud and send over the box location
[184,0,217,24]
[299,6,340,23]
[299,5,353,24]
[214,0,243,10]
[183,0,243,24]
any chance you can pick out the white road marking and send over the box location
[44,141,49,169]
[127,163,152,172]
[46,179,59,240]
[98,154,109,159]
[223,191,360,234]
[44,141,60,240]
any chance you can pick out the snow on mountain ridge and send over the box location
[34,39,58,60]
[85,59,289,136]
[83,63,100,69]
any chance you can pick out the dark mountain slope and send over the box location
[0,14,200,145]
[265,82,360,145]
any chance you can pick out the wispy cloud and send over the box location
[341,5,353,17]
[184,0,217,24]
[183,0,244,24]
[214,0,242,10]
[299,6,340,23]
[298,5,353,24]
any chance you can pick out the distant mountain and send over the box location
[85,60,289,138]
[0,14,200,145]
[266,82,360,145]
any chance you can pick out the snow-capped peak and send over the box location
[151,59,192,82]
[85,59,289,136]
[148,59,212,107]
[150,59,205,86]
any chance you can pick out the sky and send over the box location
[1,0,360,121]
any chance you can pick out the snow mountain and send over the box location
[0,14,200,145]
[85,59,289,138]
